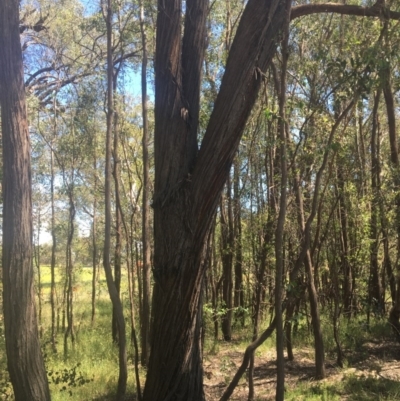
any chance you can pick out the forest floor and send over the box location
[203,338,400,400]
[3,267,400,400]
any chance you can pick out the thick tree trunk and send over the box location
[143,233,209,401]
[143,0,287,399]
[0,1,51,399]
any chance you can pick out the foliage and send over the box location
[47,363,93,397]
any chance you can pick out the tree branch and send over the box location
[192,0,287,243]
[19,15,48,33]
[181,0,208,167]
[291,3,400,21]
[113,50,141,66]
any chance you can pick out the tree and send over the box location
[139,0,152,366]
[142,0,288,399]
[0,0,51,400]
[144,1,400,399]
[102,0,127,399]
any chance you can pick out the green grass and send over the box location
[286,381,341,401]
[1,265,399,400]
[285,374,400,401]
[1,265,141,401]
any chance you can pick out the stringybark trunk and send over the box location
[143,0,287,399]
[0,0,51,399]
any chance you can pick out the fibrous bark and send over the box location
[143,0,287,399]
[0,0,51,399]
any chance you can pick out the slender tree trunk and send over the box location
[294,173,326,379]
[50,112,57,349]
[91,164,98,325]
[220,183,234,341]
[103,1,127,398]
[0,1,51,399]
[369,90,383,316]
[118,185,142,401]
[275,4,291,398]
[64,188,76,358]
[233,157,245,325]
[112,113,122,345]
[377,92,395,302]
[284,240,297,362]
[126,239,142,401]
[383,71,400,338]
[330,240,345,367]
[139,0,151,366]
[34,209,43,337]
[211,227,221,340]
[337,167,353,316]
[305,252,325,378]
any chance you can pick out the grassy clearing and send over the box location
[1,265,142,401]
[1,265,400,400]
[285,374,400,401]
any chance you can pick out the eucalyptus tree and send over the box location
[21,0,99,105]
[0,0,50,399]
[143,0,290,399]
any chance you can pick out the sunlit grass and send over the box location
[1,264,399,400]
[285,374,400,401]
[0,265,142,400]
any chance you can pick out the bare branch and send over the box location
[291,3,400,21]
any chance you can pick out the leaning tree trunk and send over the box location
[0,1,51,400]
[142,0,287,399]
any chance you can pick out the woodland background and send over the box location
[2,0,400,400]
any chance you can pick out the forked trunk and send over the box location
[143,0,287,398]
